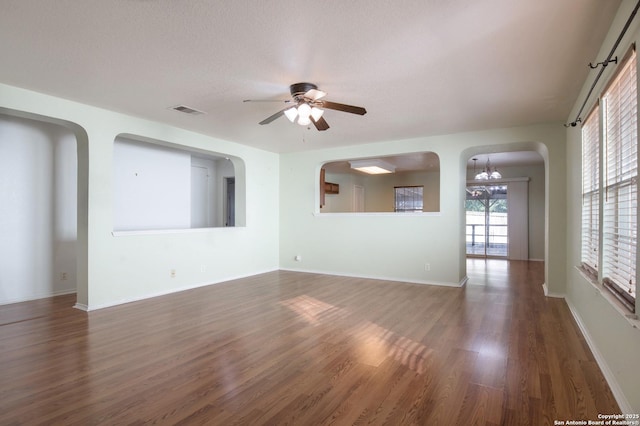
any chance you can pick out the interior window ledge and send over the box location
[112,227,240,236]
[314,212,441,217]
[574,265,639,329]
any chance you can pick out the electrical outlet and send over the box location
[170,269,176,278]
[61,272,67,280]
[424,263,431,271]
[295,255,302,262]
[200,265,206,272]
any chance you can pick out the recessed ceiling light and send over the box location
[349,159,396,174]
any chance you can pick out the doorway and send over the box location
[353,185,364,212]
[466,184,508,258]
[225,177,235,227]
[0,113,81,304]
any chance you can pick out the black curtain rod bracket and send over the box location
[564,118,582,128]
[588,56,618,69]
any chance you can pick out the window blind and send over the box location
[394,186,424,212]
[581,105,600,275]
[602,49,637,310]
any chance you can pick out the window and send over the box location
[581,105,600,276]
[602,49,637,311]
[394,186,423,212]
[580,47,637,313]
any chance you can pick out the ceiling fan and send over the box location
[244,82,367,131]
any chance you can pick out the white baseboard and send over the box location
[0,288,76,306]
[542,283,564,298]
[565,299,632,414]
[73,303,88,311]
[280,267,467,288]
[83,268,279,311]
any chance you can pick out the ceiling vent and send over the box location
[170,105,205,115]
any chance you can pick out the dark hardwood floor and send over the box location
[0,260,620,425]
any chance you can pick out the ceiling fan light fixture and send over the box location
[284,107,298,123]
[310,107,324,121]
[297,103,312,119]
[490,169,502,179]
[297,115,311,126]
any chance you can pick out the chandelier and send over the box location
[473,157,502,180]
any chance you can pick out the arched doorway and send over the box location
[0,108,88,307]
[465,151,545,261]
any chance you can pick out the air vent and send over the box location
[170,105,205,115]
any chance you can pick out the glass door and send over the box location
[466,184,508,257]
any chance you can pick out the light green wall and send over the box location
[0,83,280,310]
[280,124,566,290]
[565,0,640,412]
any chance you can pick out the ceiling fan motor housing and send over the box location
[290,82,318,99]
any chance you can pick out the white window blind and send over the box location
[394,186,424,212]
[602,49,637,310]
[581,105,600,275]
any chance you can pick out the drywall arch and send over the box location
[461,141,560,294]
[0,107,89,308]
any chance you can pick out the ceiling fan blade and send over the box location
[321,100,367,115]
[311,115,330,131]
[304,89,327,101]
[259,107,290,125]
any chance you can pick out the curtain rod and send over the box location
[565,0,640,127]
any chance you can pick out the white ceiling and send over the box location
[0,1,621,153]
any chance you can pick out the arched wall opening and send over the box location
[461,141,551,287]
[319,152,441,213]
[0,108,88,307]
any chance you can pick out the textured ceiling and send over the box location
[0,0,621,153]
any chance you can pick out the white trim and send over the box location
[82,268,278,311]
[542,283,564,298]
[528,258,544,262]
[0,288,76,306]
[280,267,467,288]
[73,303,89,311]
[314,211,441,218]
[565,299,633,414]
[112,226,243,237]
